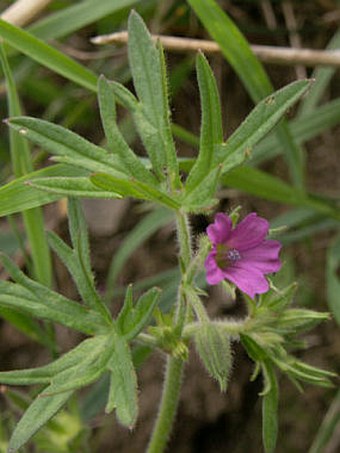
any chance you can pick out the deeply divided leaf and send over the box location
[106,332,138,427]
[186,53,223,191]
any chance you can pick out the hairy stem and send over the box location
[147,210,192,452]
[147,357,184,453]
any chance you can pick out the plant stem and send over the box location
[147,357,184,453]
[147,210,192,453]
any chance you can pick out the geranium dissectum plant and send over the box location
[205,213,281,298]
[0,9,336,453]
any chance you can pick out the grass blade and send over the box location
[326,237,340,326]
[308,388,340,453]
[0,19,97,92]
[105,207,174,302]
[187,0,305,188]
[300,29,340,115]
[0,165,84,217]
[222,166,340,221]
[29,0,140,40]
[187,0,272,102]
[0,44,52,287]
[262,362,279,453]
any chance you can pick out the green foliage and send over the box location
[0,19,97,92]
[185,52,223,191]
[0,44,52,287]
[127,11,180,187]
[0,6,338,453]
[0,199,161,450]
[105,207,174,301]
[187,0,305,188]
[240,284,336,452]
[29,0,140,41]
[194,323,233,392]
[98,75,157,185]
[48,198,111,321]
[261,362,279,453]
[105,330,138,426]
[326,237,340,325]
[116,285,161,341]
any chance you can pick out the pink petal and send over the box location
[204,253,225,285]
[239,240,282,273]
[228,213,269,251]
[222,266,269,299]
[206,213,232,244]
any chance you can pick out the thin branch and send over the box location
[0,0,52,27]
[282,0,307,79]
[91,31,340,68]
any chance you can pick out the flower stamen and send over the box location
[216,245,241,270]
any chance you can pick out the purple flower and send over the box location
[204,212,281,299]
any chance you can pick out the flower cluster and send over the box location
[205,213,281,299]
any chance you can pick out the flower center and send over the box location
[216,244,241,269]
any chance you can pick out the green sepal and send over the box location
[194,323,233,392]
[259,283,297,311]
[277,309,330,334]
[276,356,336,388]
[240,334,267,362]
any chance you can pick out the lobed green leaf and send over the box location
[186,52,223,191]
[0,336,108,386]
[91,173,180,209]
[127,12,180,187]
[106,332,138,427]
[6,116,126,177]
[29,176,121,199]
[98,76,157,185]
[8,387,74,453]
[0,255,107,335]
[187,0,305,188]
[117,287,161,341]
